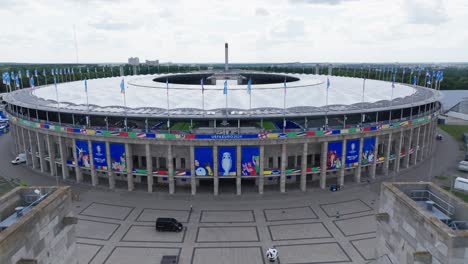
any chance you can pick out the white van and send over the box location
[458,161,468,172]
[454,177,468,192]
[11,153,26,165]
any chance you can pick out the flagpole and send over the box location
[166,79,170,133]
[283,80,286,133]
[54,77,62,126]
[361,78,366,125]
[85,79,90,127]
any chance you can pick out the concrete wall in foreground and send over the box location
[376,182,468,264]
[0,186,77,264]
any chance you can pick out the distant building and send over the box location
[376,182,468,264]
[0,186,77,264]
[128,57,140,65]
[145,60,159,66]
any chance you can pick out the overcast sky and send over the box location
[0,0,466,63]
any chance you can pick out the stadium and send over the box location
[3,54,441,195]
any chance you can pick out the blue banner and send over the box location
[110,143,126,172]
[75,140,90,168]
[218,146,236,176]
[195,134,259,139]
[194,147,213,176]
[362,137,376,165]
[327,141,343,169]
[241,146,259,176]
[346,139,360,167]
[92,141,107,170]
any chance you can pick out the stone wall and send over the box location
[376,182,468,264]
[0,186,77,264]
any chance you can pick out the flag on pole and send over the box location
[29,77,35,89]
[413,75,417,85]
[15,75,20,88]
[200,78,204,93]
[34,69,38,77]
[283,78,287,93]
[120,78,125,93]
[79,68,82,74]
[26,70,30,78]
[51,69,55,75]
[2,72,7,84]
[84,79,88,93]
[54,76,57,87]
[247,78,252,94]
[326,78,330,89]
[166,78,169,94]
[10,71,14,79]
[18,70,22,78]
[392,74,395,88]
[42,69,46,76]
[87,67,90,73]
[71,68,74,74]
[55,68,59,75]
[223,80,227,94]
[94,67,97,73]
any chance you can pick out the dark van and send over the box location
[155,218,183,232]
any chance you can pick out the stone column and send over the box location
[36,132,47,173]
[88,140,97,186]
[339,139,346,186]
[419,124,427,161]
[370,136,379,179]
[28,130,37,169]
[259,145,264,194]
[355,137,364,183]
[72,138,82,183]
[145,143,153,193]
[105,141,115,189]
[280,143,287,193]
[190,146,196,195]
[47,135,57,177]
[428,120,436,155]
[58,137,69,180]
[167,144,174,194]
[320,142,327,189]
[412,127,421,165]
[213,145,219,195]
[125,143,134,191]
[12,125,20,155]
[404,129,413,168]
[300,143,308,191]
[236,145,242,195]
[20,128,29,166]
[394,132,404,173]
[383,133,392,176]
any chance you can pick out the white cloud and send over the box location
[405,0,449,25]
[255,7,270,16]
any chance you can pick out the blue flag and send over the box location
[26,70,30,78]
[30,77,35,89]
[42,69,46,76]
[413,75,417,85]
[54,77,57,88]
[18,70,22,78]
[87,67,90,73]
[34,69,38,77]
[84,79,88,93]
[247,78,252,94]
[120,78,125,94]
[392,74,395,88]
[223,80,227,94]
[200,78,204,93]
[15,76,20,88]
[326,78,330,89]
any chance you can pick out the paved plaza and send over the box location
[0,128,463,264]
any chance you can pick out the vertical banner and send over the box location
[346,139,360,167]
[218,146,236,176]
[241,146,260,176]
[92,141,107,170]
[75,140,90,168]
[362,137,376,165]
[194,146,213,176]
[110,143,126,172]
[327,141,343,169]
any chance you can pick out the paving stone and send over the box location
[76,220,120,241]
[103,246,180,264]
[136,208,190,223]
[268,222,332,241]
[264,206,317,222]
[196,226,259,242]
[276,242,351,263]
[192,247,264,264]
[334,214,377,237]
[320,199,373,217]
[351,237,377,261]
[121,225,185,243]
[77,243,102,264]
[200,210,255,223]
[79,202,134,220]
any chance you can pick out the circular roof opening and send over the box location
[153,72,300,85]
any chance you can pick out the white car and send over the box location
[11,153,26,165]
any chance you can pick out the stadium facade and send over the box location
[3,70,441,195]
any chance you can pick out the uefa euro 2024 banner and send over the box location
[218,146,236,176]
[327,141,343,169]
[194,146,213,176]
[362,137,376,165]
[92,142,107,170]
[346,139,360,167]
[241,146,260,176]
[110,143,126,172]
[75,140,90,168]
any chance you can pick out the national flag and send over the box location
[15,75,20,88]
[42,69,46,76]
[54,76,57,88]
[120,78,125,93]
[86,67,90,73]
[102,66,105,72]
[55,68,58,75]
[59,69,62,75]
[79,68,82,74]
[84,79,88,93]
[283,77,287,93]
[326,78,330,89]
[2,72,7,84]
[10,71,14,79]
[51,69,55,75]
[94,67,97,73]
[391,74,395,88]
[29,77,35,89]
[439,71,444,81]
[34,69,38,77]
[71,68,74,74]
[200,78,204,93]
[247,78,252,94]
[413,75,417,85]
[166,79,169,95]
[410,69,414,75]
[18,70,22,78]
[223,80,227,94]
[26,70,30,78]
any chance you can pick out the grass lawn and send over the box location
[438,125,468,144]
[442,186,468,203]
[435,175,450,181]
[258,121,277,130]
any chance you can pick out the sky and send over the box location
[0,0,467,63]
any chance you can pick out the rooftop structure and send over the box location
[0,186,77,264]
[376,182,468,264]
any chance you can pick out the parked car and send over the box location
[11,153,26,165]
[458,161,468,173]
[454,177,468,192]
[155,218,183,232]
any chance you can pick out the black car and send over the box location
[155,218,183,232]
